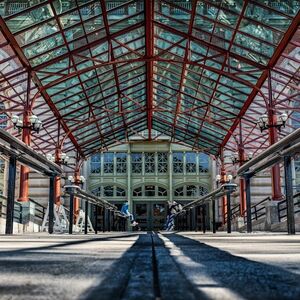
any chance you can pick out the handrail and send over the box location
[238,128,300,176]
[243,196,271,222]
[225,203,240,221]
[0,129,62,176]
[64,185,126,218]
[174,183,237,217]
[278,192,300,222]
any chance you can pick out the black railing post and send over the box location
[102,208,106,232]
[245,174,252,233]
[227,191,231,234]
[69,192,74,234]
[212,197,216,234]
[107,210,111,232]
[6,155,17,235]
[84,200,88,234]
[284,155,295,234]
[202,205,206,234]
[48,175,55,234]
[94,205,98,234]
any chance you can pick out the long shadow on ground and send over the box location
[162,233,300,300]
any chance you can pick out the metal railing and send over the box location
[29,198,47,225]
[278,192,300,222]
[224,203,240,222]
[243,196,271,223]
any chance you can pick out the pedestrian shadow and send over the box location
[162,233,300,300]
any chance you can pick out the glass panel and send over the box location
[145,152,155,173]
[153,204,166,217]
[133,187,142,197]
[173,152,183,173]
[157,152,168,173]
[174,186,184,197]
[116,187,126,197]
[199,153,209,173]
[132,153,142,174]
[186,152,196,173]
[186,185,197,197]
[145,185,155,197]
[103,153,114,173]
[116,152,127,173]
[91,153,101,173]
[91,187,101,197]
[199,186,208,196]
[158,187,167,197]
[104,186,114,197]
[135,203,147,217]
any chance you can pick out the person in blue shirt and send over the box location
[121,201,138,227]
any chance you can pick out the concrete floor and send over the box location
[0,232,299,300]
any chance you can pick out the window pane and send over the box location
[158,187,167,196]
[133,187,142,197]
[104,186,114,197]
[91,153,101,173]
[187,185,197,197]
[116,187,126,197]
[116,153,127,173]
[199,153,209,173]
[145,152,155,173]
[186,152,196,173]
[103,153,114,173]
[132,153,142,174]
[174,186,184,197]
[173,152,183,173]
[158,152,168,173]
[145,185,155,197]
[91,187,101,197]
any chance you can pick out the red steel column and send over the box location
[238,123,246,215]
[18,111,31,202]
[54,148,62,206]
[74,170,80,221]
[220,151,227,224]
[268,71,282,200]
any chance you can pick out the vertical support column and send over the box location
[238,122,246,215]
[212,197,216,234]
[268,71,282,201]
[169,148,173,203]
[284,156,295,234]
[5,155,17,235]
[48,175,55,234]
[202,205,206,234]
[127,146,132,231]
[227,191,232,234]
[245,175,252,233]
[84,200,88,234]
[220,151,227,224]
[69,193,74,234]
[74,170,80,220]
[94,205,98,234]
[102,207,106,232]
[54,148,62,206]
[18,77,31,202]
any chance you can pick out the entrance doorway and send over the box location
[134,202,167,231]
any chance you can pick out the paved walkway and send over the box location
[0,232,299,300]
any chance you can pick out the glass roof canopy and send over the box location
[0,0,299,157]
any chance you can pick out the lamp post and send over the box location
[13,114,42,202]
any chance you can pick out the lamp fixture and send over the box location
[257,112,288,133]
[231,152,253,165]
[46,152,69,165]
[216,174,233,184]
[11,114,42,134]
[68,175,85,186]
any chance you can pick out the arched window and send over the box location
[91,185,126,197]
[174,185,208,197]
[132,185,168,197]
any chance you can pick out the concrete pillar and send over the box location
[265,201,279,231]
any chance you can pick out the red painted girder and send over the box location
[220,10,300,154]
[0,16,85,157]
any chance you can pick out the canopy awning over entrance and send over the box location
[0,0,299,158]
